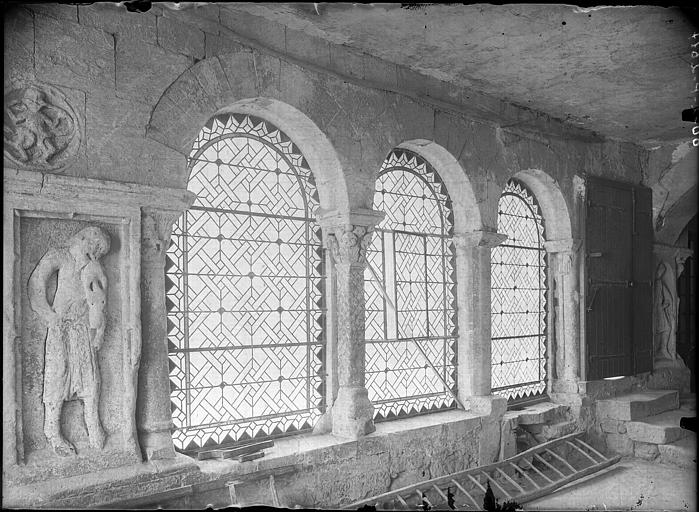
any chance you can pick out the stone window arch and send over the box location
[491,178,549,403]
[166,112,327,451]
[364,148,459,420]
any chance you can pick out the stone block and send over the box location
[595,390,679,421]
[600,418,626,434]
[285,29,331,70]
[160,4,221,35]
[205,33,247,58]
[4,7,35,88]
[658,436,697,469]
[633,441,660,461]
[542,420,577,440]
[26,3,78,22]
[115,38,192,106]
[516,403,568,425]
[78,4,156,44]
[605,433,634,456]
[626,410,693,445]
[523,423,543,434]
[329,44,365,81]
[219,8,286,53]
[157,15,205,59]
[363,53,397,89]
[35,15,115,92]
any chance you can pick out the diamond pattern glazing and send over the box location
[491,180,548,402]
[365,149,458,421]
[166,113,325,451]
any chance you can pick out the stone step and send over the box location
[596,390,678,421]
[658,435,697,469]
[516,402,569,425]
[626,409,696,444]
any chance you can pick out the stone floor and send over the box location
[525,457,696,511]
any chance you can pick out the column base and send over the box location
[331,386,375,439]
[138,428,176,461]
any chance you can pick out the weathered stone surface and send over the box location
[4,8,35,88]
[328,43,365,81]
[541,420,577,440]
[600,418,627,434]
[78,3,157,44]
[25,3,77,22]
[116,38,192,106]
[285,29,331,70]
[596,390,679,421]
[205,32,246,58]
[633,441,660,461]
[605,433,634,456]
[35,15,115,92]
[157,14,205,59]
[516,402,568,425]
[219,8,286,53]
[626,409,693,445]
[160,4,221,36]
[658,436,697,469]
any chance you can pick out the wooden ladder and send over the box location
[344,432,620,510]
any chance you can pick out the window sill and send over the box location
[194,408,487,481]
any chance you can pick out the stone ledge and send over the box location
[596,390,678,422]
[514,402,569,425]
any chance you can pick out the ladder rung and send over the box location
[467,474,487,493]
[526,459,555,484]
[481,471,512,500]
[574,438,607,461]
[431,484,449,503]
[533,453,566,479]
[508,463,541,490]
[451,479,480,510]
[496,466,526,494]
[565,439,598,465]
[545,448,577,474]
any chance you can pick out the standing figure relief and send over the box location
[653,261,677,362]
[28,226,111,457]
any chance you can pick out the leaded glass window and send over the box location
[166,113,326,451]
[491,179,548,402]
[364,149,458,421]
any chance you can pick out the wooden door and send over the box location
[585,177,653,380]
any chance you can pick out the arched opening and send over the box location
[166,111,334,452]
[491,179,548,403]
[676,214,697,392]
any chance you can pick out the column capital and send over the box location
[317,208,385,267]
[454,229,508,249]
[653,243,693,261]
[543,238,582,254]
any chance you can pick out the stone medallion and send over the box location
[4,84,81,171]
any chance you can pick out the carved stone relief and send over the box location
[326,224,374,267]
[4,84,81,171]
[27,226,111,457]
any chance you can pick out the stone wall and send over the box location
[2,2,679,509]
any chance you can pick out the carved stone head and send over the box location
[68,227,111,266]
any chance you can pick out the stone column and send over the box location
[544,238,582,394]
[652,243,693,369]
[317,208,385,439]
[137,204,192,460]
[454,229,507,415]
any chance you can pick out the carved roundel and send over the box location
[4,84,81,171]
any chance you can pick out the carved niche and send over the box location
[27,227,111,457]
[4,84,81,171]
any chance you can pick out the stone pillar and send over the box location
[652,243,693,369]
[454,229,507,413]
[544,238,582,394]
[317,208,384,439]
[137,204,193,460]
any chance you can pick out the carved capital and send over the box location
[326,224,375,267]
[676,248,693,277]
[141,207,184,255]
[654,243,693,277]
[454,229,508,249]
[543,238,582,254]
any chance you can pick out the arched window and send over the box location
[364,149,458,420]
[491,179,548,403]
[166,113,326,451]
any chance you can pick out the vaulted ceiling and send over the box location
[221,3,697,149]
